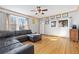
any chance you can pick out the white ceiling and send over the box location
[0,5,78,18]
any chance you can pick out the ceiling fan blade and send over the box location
[42,9,48,11]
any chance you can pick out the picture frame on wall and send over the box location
[51,21,56,27]
[62,13,68,18]
[50,16,55,20]
[59,19,68,27]
[56,14,61,19]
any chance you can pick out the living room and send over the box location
[0,5,79,54]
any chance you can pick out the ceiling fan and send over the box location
[30,6,48,15]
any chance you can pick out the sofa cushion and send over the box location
[25,30,32,34]
[0,42,23,54]
[0,31,14,38]
[0,37,23,53]
[5,44,34,54]
[15,35,29,42]
[0,37,22,48]
[15,30,32,36]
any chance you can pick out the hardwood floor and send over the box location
[23,35,79,54]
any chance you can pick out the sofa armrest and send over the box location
[5,44,34,54]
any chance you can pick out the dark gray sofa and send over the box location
[27,34,41,42]
[14,30,41,42]
[13,30,32,42]
[0,30,34,54]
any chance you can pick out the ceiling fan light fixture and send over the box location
[42,12,44,15]
[31,6,48,15]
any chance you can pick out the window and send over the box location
[9,15,29,31]
[9,15,17,31]
[17,17,27,30]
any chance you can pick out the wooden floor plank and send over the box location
[23,35,79,54]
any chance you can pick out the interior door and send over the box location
[40,20,45,34]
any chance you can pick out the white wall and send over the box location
[69,10,79,28]
[40,18,71,38]
[39,19,45,34]
[28,18,40,34]
[39,10,79,38]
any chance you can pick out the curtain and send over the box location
[0,12,9,31]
